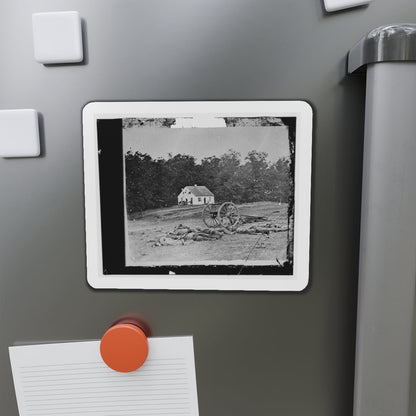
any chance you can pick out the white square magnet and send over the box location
[0,110,40,158]
[323,0,372,12]
[32,11,83,64]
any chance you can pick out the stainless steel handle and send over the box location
[348,23,416,73]
[349,24,416,416]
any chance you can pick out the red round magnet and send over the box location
[100,318,149,373]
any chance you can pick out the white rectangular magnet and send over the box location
[32,11,83,64]
[323,0,372,12]
[0,109,40,158]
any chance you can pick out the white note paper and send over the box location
[9,336,199,416]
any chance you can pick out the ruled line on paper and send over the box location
[9,337,199,416]
[25,397,189,404]
[24,387,189,396]
[22,382,189,390]
[20,362,187,372]
[22,366,188,376]
[26,404,191,410]
[22,374,189,380]
[26,412,190,414]
[25,393,189,400]
[21,377,188,385]
[27,412,192,415]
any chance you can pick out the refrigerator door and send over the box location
[1,1,416,416]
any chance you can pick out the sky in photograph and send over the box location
[123,125,290,164]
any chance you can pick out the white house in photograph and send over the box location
[177,185,215,206]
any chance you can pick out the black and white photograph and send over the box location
[83,101,312,290]
[123,116,295,270]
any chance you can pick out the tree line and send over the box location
[125,149,292,215]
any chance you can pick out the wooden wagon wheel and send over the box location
[202,204,221,228]
[217,202,240,228]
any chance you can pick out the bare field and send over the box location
[126,201,289,265]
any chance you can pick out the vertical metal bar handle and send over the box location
[349,24,416,416]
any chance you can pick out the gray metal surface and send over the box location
[353,62,416,416]
[411,303,416,415]
[0,1,416,416]
[348,24,416,73]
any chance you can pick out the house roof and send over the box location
[183,185,214,197]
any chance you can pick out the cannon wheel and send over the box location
[218,202,240,228]
[202,204,221,228]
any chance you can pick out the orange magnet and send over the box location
[100,317,149,373]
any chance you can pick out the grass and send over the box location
[126,201,289,266]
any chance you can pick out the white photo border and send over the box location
[82,101,313,291]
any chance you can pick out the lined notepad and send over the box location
[9,337,199,416]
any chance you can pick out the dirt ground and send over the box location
[126,201,289,265]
